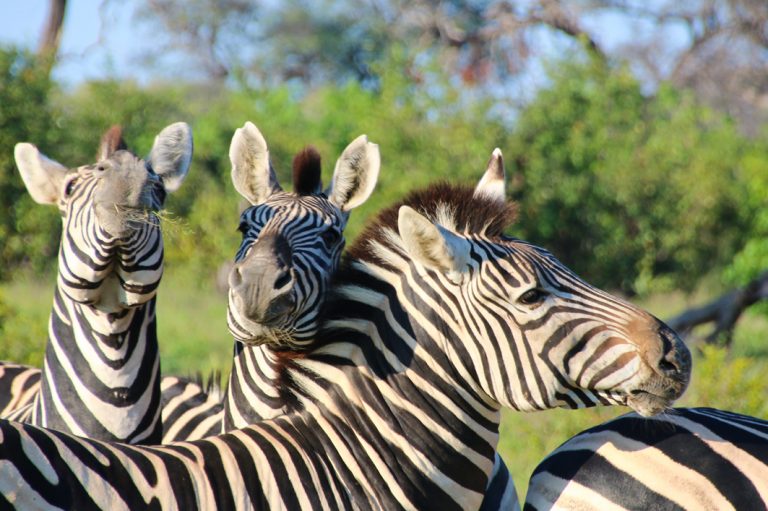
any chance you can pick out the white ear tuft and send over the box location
[474,147,506,202]
[326,134,380,211]
[230,121,282,205]
[14,143,69,205]
[398,206,471,281]
[149,122,193,193]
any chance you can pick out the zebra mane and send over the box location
[348,182,518,264]
[292,146,322,195]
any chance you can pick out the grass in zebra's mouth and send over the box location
[113,205,190,240]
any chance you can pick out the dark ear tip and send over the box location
[98,125,128,159]
[292,146,322,195]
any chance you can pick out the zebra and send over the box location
[525,407,768,510]
[223,121,380,428]
[0,175,691,509]
[221,128,519,509]
[4,123,192,444]
[157,121,382,442]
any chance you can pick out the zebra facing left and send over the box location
[0,175,690,510]
[4,123,192,444]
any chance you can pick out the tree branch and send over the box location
[667,271,768,346]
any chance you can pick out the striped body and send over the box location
[0,364,40,418]
[9,124,192,443]
[525,407,768,510]
[0,183,690,509]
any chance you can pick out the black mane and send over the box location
[348,182,518,263]
[292,146,322,196]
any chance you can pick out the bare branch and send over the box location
[667,272,768,346]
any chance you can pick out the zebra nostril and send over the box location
[658,358,678,375]
[274,271,291,290]
[229,266,243,289]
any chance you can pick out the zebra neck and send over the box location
[223,342,289,430]
[281,264,502,503]
[34,285,162,443]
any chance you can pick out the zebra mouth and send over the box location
[235,324,297,347]
[626,389,674,417]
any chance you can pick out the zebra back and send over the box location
[525,407,768,510]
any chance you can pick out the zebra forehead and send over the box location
[349,182,518,260]
[244,193,344,225]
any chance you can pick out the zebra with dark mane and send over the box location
[4,123,192,444]
[525,407,768,510]
[0,173,690,509]
[219,125,519,509]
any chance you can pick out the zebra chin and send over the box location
[227,313,303,348]
[617,372,690,417]
[625,389,679,417]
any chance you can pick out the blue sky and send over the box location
[0,1,142,86]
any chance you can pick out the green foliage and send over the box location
[724,145,768,294]
[158,51,509,279]
[0,47,61,279]
[508,54,755,293]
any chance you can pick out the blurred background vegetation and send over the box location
[1,0,768,499]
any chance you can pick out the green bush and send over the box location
[0,47,61,279]
[507,54,756,294]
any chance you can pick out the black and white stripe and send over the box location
[0,364,40,418]
[525,407,768,510]
[6,123,192,444]
[0,180,690,509]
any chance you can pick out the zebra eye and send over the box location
[518,288,548,306]
[237,222,249,234]
[63,177,77,198]
[321,228,341,247]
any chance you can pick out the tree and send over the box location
[38,0,68,77]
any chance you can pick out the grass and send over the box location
[2,271,768,501]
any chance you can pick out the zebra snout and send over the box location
[228,261,296,326]
[656,324,691,384]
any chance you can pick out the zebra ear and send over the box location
[96,125,127,161]
[148,122,193,193]
[230,121,282,205]
[398,206,471,282]
[14,143,69,205]
[326,134,380,212]
[473,148,506,202]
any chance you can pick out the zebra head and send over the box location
[227,122,379,348]
[353,149,690,417]
[14,123,193,313]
